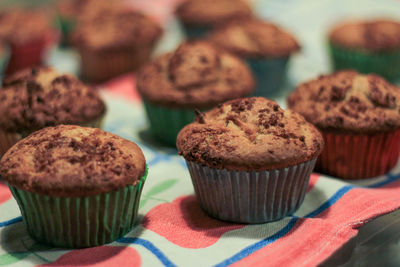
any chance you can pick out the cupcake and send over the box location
[137,40,255,146]
[287,70,400,179]
[0,125,147,248]
[0,66,106,157]
[175,0,252,38]
[0,9,55,75]
[209,18,300,97]
[72,6,162,83]
[177,97,324,223]
[329,19,400,82]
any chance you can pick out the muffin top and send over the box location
[175,0,252,26]
[287,70,400,133]
[0,125,146,197]
[0,9,51,44]
[137,41,255,108]
[329,19,400,52]
[209,18,300,58]
[73,6,162,50]
[177,97,323,171]
[0,66,106,133]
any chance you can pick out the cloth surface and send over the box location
[1,0,400,266]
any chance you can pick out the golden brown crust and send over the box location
[177,97,324,171]
[0,9,52,44]
[0,67,106,133]
[72,6,162,50]
[287,70,400,133]
[175,0,252,26]
[209,18,300,58]
[0,125,146,197]
[137,40,255,108]
[329,19,400,52]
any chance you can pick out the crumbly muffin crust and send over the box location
[177,97,323,170]
[287,70,400,133]
[137,40,255,108]
[73,6,162,50]
[209,18,300,58]
[175,0,252,26]
[0,67,106,133]
[329,19,400,52]
[0,9,51,44]
[0,125,146,197]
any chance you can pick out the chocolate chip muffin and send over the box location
[137,40,255,146]
[177,97,323,223]
[73,6,162,82]
[209,17,300,97]
[288,70,400,179]
[0,66,106,157]
[1,125,147,248]
[175,0,252,38]
[329,19,400,82]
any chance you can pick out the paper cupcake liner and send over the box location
[247,57,289,98]
[8,167,148,248]
[181,23,211,39]
[186,159,317,223]
[0,44,10,83]
[78,45,154,83]
[329,43,400,82]
[56,15,76,47]
[143,100,196,146]
[316,130,400,180]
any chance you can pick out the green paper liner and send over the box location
[181,23,211,39]
[55,14,76,47]
[143,100,197,146]
[329,42,400,82]
[9,167,148,248]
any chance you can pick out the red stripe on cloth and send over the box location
[234,179,400,267]
[102,74,141,103]
[0,182,12,204]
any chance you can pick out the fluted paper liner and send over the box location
[186,159,317,223]
[316,130,400,179]
[9,167,148,248]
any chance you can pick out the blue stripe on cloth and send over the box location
[117,237,176,267]
[0,216,22,228]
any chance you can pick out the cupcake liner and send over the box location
[246,57,289,98]
[8,167,148,248]
[55,15,76,47]
[181,23,211,39]
[186,159,317,223]
[143,100,196,146]
[0,44,10,84]
[329,43,400,82]
[78,45,154,83]
[316,130,400,180]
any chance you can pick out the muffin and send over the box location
[137,40,255,146]
[288,70,400,179]
[0,125,147,248]
[0,9,54,75]
[72,6,162,83]
[0,66,106,158]
[175,0,252,38]
[329,19,400,82]
[209,18,300,97]
[177,97,324,223]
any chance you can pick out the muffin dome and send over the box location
[209,18,300,58]
[287,70,400,133]
[0,67,106,132]
[175,0,252,26]
[177,97,323,170]
[0,125,146,197]
[137,40,255,108]
[329,19,400,52]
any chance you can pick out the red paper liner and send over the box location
[316,130,400,179]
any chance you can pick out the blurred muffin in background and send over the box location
[209,17,300,97]
[0,9,56,75]
[175,0,252,38]
[287,70,400,179]
[72,6,162,83]
[0,66,106,157]
[136,40,255,146]
[329,19,400,82]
